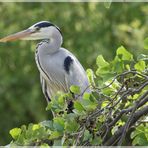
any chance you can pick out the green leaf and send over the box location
[16,134,25,145]
[144,37,148,50]
[132,133,148,146]
[91,136,102,145]
[46,102,53,111]
[111,126,118,135]
[41,143,50,148]
[83,130,92,141]
[125,64,130,70]
[65,120,79,133]
[86,68,96,85]
[134,60,146,72]
[101,100,110,108]
[96,55,114,81]
[96,72,115,82]
[74,101,85,112]
[83,92,91,100]
[96,55,109,68]
[81,98,97,111]
[112,56,124,73]
[70,85,80,94]
[32,124,40,131]
[9,128,21,139]
[131,124,148,146]
[40,120,54,129]
[53,117,65,132]
[98,114,106,123]
[49,131,62,140]
[116,46,133,61]
[131,129,141,139]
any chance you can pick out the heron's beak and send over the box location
[0,29,32,42]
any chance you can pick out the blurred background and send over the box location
[0,2,147,145]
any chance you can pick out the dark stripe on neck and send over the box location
[36,53,51,88]
[35,40,49,54]
[36,53,51,102]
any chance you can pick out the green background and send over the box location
[0,2,147,145]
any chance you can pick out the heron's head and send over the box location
[0,21,62,42]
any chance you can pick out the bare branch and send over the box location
[118,98,141,145]
[104,105,148,146]
[109,92,148,128]
[95,70,148,91]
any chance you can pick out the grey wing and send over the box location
[63,52,91,95]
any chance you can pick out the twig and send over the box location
[108,96,148,128]
[91,74,148,120]
[102,123,109,142]
[112,80,148,108]
[103,91,148,143]
[73,125,86,146]
[104,105,148,146]
[117,99,140,145]
[95,70,148,91]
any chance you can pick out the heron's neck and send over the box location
[37,31,63,55]
[48,32,63,53]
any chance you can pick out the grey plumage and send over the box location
[35,42,90,101]
[0,21,91,102]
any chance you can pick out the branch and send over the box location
[104,105,148,146]
[118,98,141,145]
[109,91,148,128]
[95,70,148,91]
[112,80,148,108]
[88,80,148,122]
[102,90,148,144]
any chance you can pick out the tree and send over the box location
[8,45,148,146]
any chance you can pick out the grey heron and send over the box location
[0,21,90,103]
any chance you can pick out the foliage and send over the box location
[8,46,148,146]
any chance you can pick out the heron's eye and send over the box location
[35,27,40,31]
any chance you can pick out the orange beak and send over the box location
[0,29,32,42]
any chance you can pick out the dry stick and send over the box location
[90,89,131,120]
[73,125,86,146]
[90,71,148,119]
[93,84,126,140]
[100,72,148,145]
[109,92,148,128]
[117,90,148,145]
[118,104,139,145]
[102,90,148,144]
[95,70,148,91]
[87,79,148,122]
[102,123,110,142]
[104,105,148,146]
[102,96,148,144]
[111,80,148,109]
